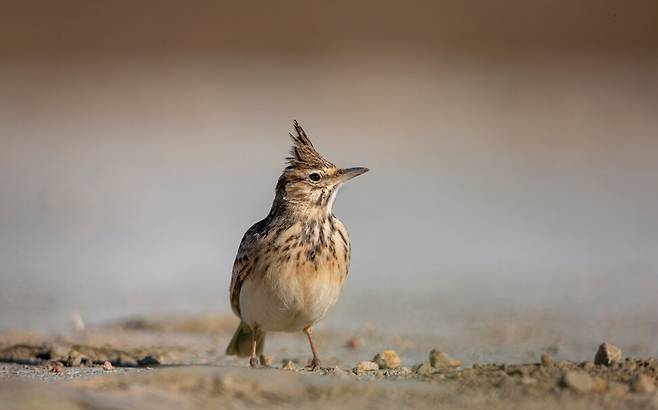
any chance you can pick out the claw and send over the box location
[305,358,321,371]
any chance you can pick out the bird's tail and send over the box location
[225,321,265,357]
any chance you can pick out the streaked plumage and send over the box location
[225,121,368,368]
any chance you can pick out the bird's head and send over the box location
[274,121,368,216]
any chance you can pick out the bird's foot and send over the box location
[249,357,259,368]
[305,358,321,371]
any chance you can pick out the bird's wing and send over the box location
[229,221,265,317]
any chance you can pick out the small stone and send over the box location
[48,344,70,363]
[259,353,272,367]
[281,359,295,371]
[372,350,401,369]
[505,365,529,377]
[429,350,462,369]
[330,366,352,379]
[540,353,555,367]
[354,361,379,373]
[631,374,656,394]
[562,371,594,393]
[398,366,413,376]
[48,361,63,373]
[67,350,88,367]
[138,355,160,367]
[594,343,622,366]
[117,353,138,367]
[580,361,595,371]
[102,361,114,371]
[647,358,658,371]
[414,362,434,376]
[557,361,576,370]
[622,358,639,373]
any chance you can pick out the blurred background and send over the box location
[1,0,657,362]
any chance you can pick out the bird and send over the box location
[225,120,368,369]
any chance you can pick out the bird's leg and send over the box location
[303,326,321,370]
[249,325,259,368]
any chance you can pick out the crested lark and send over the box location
[226,121,368,369]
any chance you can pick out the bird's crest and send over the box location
[287,121,334,169]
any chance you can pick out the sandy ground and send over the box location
[1,314,658,410]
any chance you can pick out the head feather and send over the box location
[286,120,334,169]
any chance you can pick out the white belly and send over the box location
[240,262,345,332]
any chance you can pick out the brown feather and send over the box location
[286,120,334,169]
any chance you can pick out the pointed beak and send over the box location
[337,167,369,183]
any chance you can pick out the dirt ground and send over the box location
[1,314,658,410]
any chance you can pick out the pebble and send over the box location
[102,361,114,371]
[117,353,138,367]
[594,342,622,366]
[398,366,413,376]
[505,366,530,377]
[372,350,401,370]
[49,344,70,363]
[580,361,595,371]
[354,361,379,373]
[67,350,87,367]
[557,361,576,370]
[138,355,160,367]
[624,359,638,372]
[562,371,594,393]
[647,358,658,370]
[330,366,352,379]
[631,374,656,394]
[48,361,63,374]
[429,350,462,369]
[281,360,295,371]
[414,362,434,376]
[540,353,555,367]
[259,353,272,367]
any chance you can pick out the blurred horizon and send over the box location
[1,0,658,357]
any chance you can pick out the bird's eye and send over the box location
[308,173,321,182]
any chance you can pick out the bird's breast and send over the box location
[239,217,351,331]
